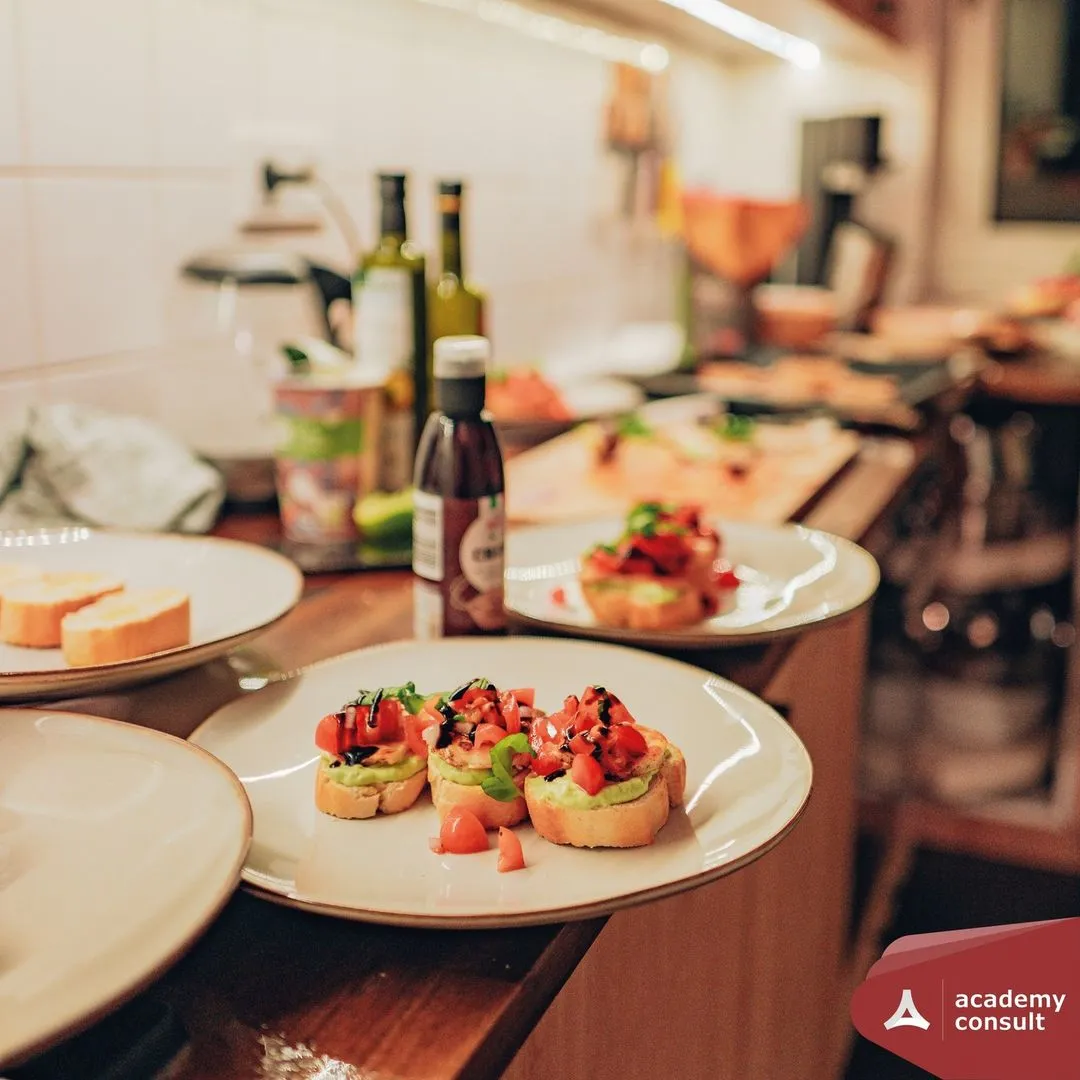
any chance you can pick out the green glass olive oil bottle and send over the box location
[352,173,428,496]
[427,181,485,370]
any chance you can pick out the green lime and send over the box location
[354,488,414,544]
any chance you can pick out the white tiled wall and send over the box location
[0,0,735,427]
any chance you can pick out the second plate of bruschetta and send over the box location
[504,503,880,647]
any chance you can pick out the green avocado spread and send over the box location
[525,772,652,810]
[428,752,493,787]
[320,754,425,787]
[586,578,683,605]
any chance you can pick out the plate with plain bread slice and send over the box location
[190,637,813,928]
[0,528,302,701]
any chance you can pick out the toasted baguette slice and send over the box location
[581,575,705,630]
[0,572,125,648]
[428,762,529,830]
[315,763,427,819]
[655,738,688,808]
[0,563,44,595]
[526,771,671,848]
[60,587,191,666]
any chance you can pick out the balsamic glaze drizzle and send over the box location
[366,688,384,728]
[342,746,378,765]
[543,769,566,782]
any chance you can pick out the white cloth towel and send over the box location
[0,402,225,533]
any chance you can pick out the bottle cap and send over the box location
[378,173,407,195]
[438,179,463,197]
[434,335,490,379]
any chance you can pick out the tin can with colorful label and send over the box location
[273,374,381,545]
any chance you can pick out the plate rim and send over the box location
[0,707,253,1069]
[503,519,881,649]
[190,636,814,929]
[0,528,304,687]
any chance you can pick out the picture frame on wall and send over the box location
[995,0,1080,222]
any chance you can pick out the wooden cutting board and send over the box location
[505,419,860,526]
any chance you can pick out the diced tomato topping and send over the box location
[315,712,344,755]
[711,561,740,589]
[314,699,408,755]
[473,722,506,750]
[588,549,624,574]
[497,827,526,873]
[610,723,648,756]
[620,554,660,575]
[498,690,521,734]
[509,688,535,708]
[439,808,489,855]
[457,687,496,711]
[570,753,606,796]
[532,748,565,776]
[551,586,567,606]
[632,533,689,574]
[404,712,439,758]
[568,732,593,756]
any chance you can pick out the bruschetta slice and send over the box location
[524,685,686,849]
[580,502,739,631]
[313,683,435,819]
[426,679,537,830]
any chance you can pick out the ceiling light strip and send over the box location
[658,0,820,68]
[414,0,671,71]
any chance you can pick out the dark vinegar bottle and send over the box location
[412,335,506,638]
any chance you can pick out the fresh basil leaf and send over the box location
[282,344,311,372]
[716,414,756,442]
[343,682,429,715]
[481,733,533,803]
[616,413,653,438]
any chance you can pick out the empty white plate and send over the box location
[505,518,880,648]
[190,637,812,929]
[0,528,303,700]
[0,709,251,1068]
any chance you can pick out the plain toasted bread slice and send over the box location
[60,587,191,666]
[0,563,44,593]
[315,763,427,819]
[0,572,125,648]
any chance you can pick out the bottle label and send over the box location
[354,266,416,492]
[411,491,506,636]
[354,266,412,372]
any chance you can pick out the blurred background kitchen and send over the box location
[4,1,1080,1077]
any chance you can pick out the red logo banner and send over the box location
[851,917,1080,1079]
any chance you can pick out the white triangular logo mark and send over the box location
[883,988,931,1030]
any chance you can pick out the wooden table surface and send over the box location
[979,349,1080,406]
[8,434,927,1080]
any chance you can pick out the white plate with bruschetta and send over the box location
[189,637,813,928]
[0,528,303,701]
[0,709,251,1069]
[503,505,880,648]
